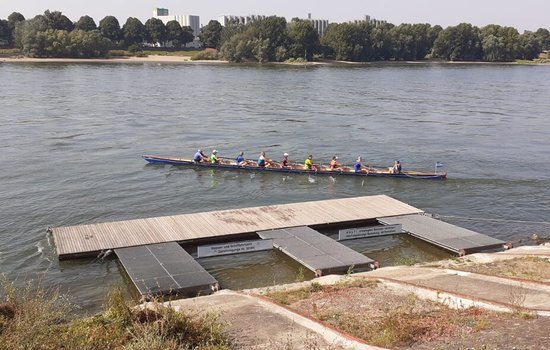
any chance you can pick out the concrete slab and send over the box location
[361,266,550,315]
[164,290,384,350]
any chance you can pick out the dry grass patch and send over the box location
[265,278,378,305]
[457,257,550,281]
[0,277,230,350]
[264,277,493,348]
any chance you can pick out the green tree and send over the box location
[43,29,71,57]
[480,25,520,61]
[7,12,25,46]
[75,15,97,32]
[220,31,254,62]
[122,17,145,47]
[432,23,482,61]
[370,23,394,60]
[165,20,183,47]
[17,14,49,54]
[219,23,244,49]
[519,31,541,60]
[322,22,367,61]
[7,12,25,29]
[99,16,121,44]
[43,10,74,31]
[0,19,10,45]
[200,20,222,48]
[534,28,550,50]
[249,16,289,62]
[287,19,319,60]
[181,25,195,46]
[389,24,417,60]
[144,17,166,46]
[68,30,111,57]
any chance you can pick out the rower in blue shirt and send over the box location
[354,157,363,173]
[236,151,246,166]
[193,149,207,162]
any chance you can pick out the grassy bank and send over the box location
[0,278,230,350]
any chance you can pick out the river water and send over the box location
[1,61,549,311]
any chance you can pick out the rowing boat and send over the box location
[142,155,447,180]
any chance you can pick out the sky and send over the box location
[1,0,549,32]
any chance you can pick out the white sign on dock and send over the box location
[338,224,402,241]
[197,239,273,258]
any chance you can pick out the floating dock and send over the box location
[378,214,507,255]
[50,195,422,259]
[116,242,218,299]
[258,226,376,276]
[50,195,509,298]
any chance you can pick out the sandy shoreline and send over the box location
[0,55,228,64]
[1,55,548,66]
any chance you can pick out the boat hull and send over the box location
[143,155,447,180]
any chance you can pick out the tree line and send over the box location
[203,18,550,62]
[0,11,195,57]
[1,10,549,61]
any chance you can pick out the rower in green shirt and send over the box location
[304,155,317,170]
[210,149,219,164]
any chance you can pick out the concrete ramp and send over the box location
[378,214,506,255]
[258,226,377,276]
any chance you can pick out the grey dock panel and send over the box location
[115,242,218,299]
[258,226,376,276]
[378,214,506,254]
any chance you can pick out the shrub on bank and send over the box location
[0,277,231,350]
[191,48,219,60]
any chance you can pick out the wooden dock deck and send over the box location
[51,195,422,259]
[258,227,376,276]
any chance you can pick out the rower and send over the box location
[281,153,290,168]
[236,151,245,165]
[258,151,275,167]
[391,160,402,174]
[210,149,219,164]
[354,157,363,173]
[193,149,207,163]
[304,155,317,171]
[329,155,341,171]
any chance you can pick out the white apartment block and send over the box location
[153,8,200,37]
[305,13,329,37]
[217,15,266,26]
[353,15,387,27]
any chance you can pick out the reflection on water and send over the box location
[1,62,549,311]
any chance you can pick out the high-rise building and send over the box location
[153,8,169,17]
[305,13,329,37]
[353,15,387,27]
[153,8,200,37]
[217,15,266,26]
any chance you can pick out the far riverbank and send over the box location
[2,55,549,66]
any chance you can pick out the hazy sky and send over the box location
[1,0,548,32]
